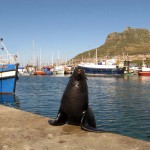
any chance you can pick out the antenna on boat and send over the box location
[0,38,15,63]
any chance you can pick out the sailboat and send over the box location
[34,48,45,75]
[34,49,53,75]
[54,51,64,74]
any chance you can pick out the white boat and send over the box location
[78,62,124,76]
[54,66,64,74]
[18,67,30,76]
[77,48,124,76]
[138,61,150,76]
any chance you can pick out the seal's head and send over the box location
[71,68,87,81]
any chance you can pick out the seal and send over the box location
[48,68,100,132]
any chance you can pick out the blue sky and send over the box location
[0,0,150,65]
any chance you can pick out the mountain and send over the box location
[72,27,150,65]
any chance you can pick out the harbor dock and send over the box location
[0,105,150,150]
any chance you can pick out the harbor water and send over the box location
[0,75,150,142]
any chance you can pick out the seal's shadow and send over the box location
[61,124,83,135]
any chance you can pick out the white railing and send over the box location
[0,38,17,64]
[0,54,17,64]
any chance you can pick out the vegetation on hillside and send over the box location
[72,27,150,66]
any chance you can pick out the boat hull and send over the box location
[0,94,15,104]
[0,64,19,94]
[138,71,150,76]
[34,71,46,75]
[56,70,64,74]
[77,66,124,76]
[34,70,53,75]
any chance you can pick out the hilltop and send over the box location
[72,27,150,65]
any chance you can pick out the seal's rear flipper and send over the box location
[48,110,67,126]
[81,107,96,131]
[81,107,106,132]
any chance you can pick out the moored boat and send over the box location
[54,66,64,74]
[138,65,150,76]
[34,70,46,75]
[77,48,124,76]
[139,71,150,76]
[42,66,53,75]
[77,63,124,76]
[64,66,73,74]
[18,67,30,76]
[0,38,19,94]
[34,66,53,75]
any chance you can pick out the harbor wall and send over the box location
[0,105,150,150]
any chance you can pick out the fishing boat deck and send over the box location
[0,105,150,150]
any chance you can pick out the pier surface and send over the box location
[0,105,150,150]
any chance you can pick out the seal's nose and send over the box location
[77,69,83,74]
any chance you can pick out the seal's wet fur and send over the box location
[48,68,98,131]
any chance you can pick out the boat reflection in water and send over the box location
[0,94,20,108]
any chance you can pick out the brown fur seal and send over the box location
[48,68,104,132]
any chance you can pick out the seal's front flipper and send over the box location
[81,107,108,132]
[48,110,67,126]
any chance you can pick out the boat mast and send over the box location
[40,48,42,70]
[0,38,15,63]
[32,40,35,66]
[95,48,98,64]
[51,51,53,66]
[57,51,60,66]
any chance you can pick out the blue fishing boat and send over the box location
[0,38,19,94]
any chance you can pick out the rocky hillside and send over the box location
[72,27,150,65]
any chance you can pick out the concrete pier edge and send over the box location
[0,105,150,150]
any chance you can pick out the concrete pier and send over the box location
[0,105,150,150]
